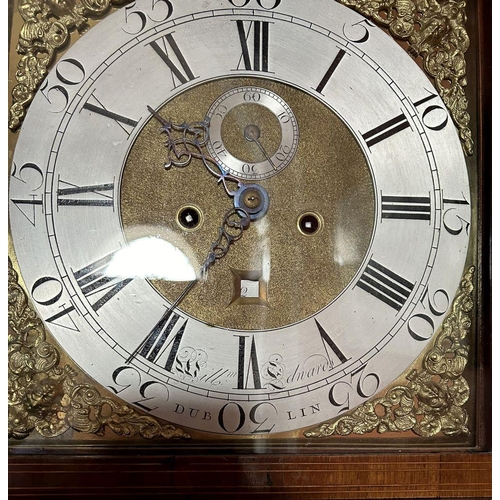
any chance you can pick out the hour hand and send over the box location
[147,105,231,184]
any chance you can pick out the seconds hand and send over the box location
[244,124,277,171]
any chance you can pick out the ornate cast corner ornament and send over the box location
[8,258,191,441]
[305,267,474,439]
[8,0,133,131]
[336,0,473,155]
[10,0,473,155]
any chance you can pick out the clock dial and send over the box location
[9,0,470,435]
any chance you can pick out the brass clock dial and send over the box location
[9,0,471,436]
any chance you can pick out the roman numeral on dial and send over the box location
[236,20,270,72]
[57,179,115,207]
[139,311,187,372]
[315,49,347,93]
[362,111,411,148]
[83,93,139,138]
[381,195,431,221]
[149,33,196,87]
[356,259,414,311]
[73,251,134,313]
[315,319,349,365]
[235,335,262,390]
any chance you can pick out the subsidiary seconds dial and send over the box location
[206,86,299,179]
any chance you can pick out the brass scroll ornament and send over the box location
[9,0,473,155]
[8,258,190,440]
[305,267,474,439]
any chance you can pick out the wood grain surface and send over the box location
[8,453,492,499]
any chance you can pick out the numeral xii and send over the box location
[236,20,270,72]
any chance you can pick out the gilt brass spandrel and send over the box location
[8,257,191,441]
[120,77,375,331]
[304,267,474,439]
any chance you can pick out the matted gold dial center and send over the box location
[120,77,375,331]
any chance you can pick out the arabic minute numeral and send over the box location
[40,58,86,114]
[30,275,80,331]
[229,0,281,9]
[123,0,174,35]
[218,401,278,434]
[109,365,169,412]
[10,162,44,226]
[443,193,470,236]
[343,19,375,44]
[328,364,380,413]
[407,286,451,342]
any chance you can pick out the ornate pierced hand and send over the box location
[125,108,271,365]
[147,105,242,198]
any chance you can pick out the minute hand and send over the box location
[125,208,251,365]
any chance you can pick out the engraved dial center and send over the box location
[121,78,375,330]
